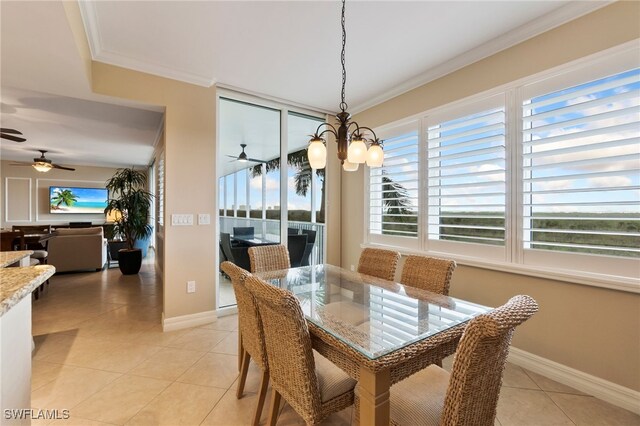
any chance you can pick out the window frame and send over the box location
[363,41,640,293]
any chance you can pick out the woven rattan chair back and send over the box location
[357,248,401,281]
[441,295,538,426]
[220,261,268,371]
[244,275,323,424]
[400,255,456,295]
[248,244,291,273]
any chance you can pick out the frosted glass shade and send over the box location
[342,159,359,172]
[33,162,52,173]
[347,139,367,163]
[308,139,327,169]
[366,144,384,167]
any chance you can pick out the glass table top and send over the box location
[255,264,490,360]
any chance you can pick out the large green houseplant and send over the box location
[104,168,153,275]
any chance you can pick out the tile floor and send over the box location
[29,259,639,425]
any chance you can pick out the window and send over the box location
[368,121,419,248]
[157,151,165,227]
[366,46,639,284]
[427,95,506,260]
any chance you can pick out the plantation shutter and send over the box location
[426,94,507,260]
[157,151,165,226]
[522,68,640,262]
[368,121,419,246]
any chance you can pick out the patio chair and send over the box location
[357,247,401,281]
[300,229,317,266]
[248,244,290,273]
[220,232,251,271]
[400,255,456,296]
[220,261,269,426]
[244,274,356,425]
[287,234,308,267]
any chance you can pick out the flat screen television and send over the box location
[49,186,108,214]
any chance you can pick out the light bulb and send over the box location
[347,138,367,163]
[307,138,327,169]
[33,162,52,172]
[343,159,359,172]
[366,143,384,167]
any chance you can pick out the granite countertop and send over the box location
[0,251,34,268]
[0,265,55,316]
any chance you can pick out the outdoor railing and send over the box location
[219,217,325,265]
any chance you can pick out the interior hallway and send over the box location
[30,259,640,425]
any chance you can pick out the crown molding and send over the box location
[78,1,215,88]
[350,1,614,115]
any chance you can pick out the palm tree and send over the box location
[250,149,326,223]
[50,189,78,210]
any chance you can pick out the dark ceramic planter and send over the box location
[118,248,142,275]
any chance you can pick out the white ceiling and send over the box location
[1,1,609,169]
[1,87,163,168]
[80,0,608,113]
[0,1,163,168]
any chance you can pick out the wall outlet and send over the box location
[350,264,355,271]
[198,213,210,225]
[187,281,196,293]
[172,214,194,226]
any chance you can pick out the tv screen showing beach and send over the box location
[49,187,108,214]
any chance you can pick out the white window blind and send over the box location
[427,97,507,256]
[369,124,419,240]
[157,151,165,226]
[522,68,640,259]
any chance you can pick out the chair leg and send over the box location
[268,390,281,426]
[238,331,243,371]
[236,349,251,399]
[252,371,270,426]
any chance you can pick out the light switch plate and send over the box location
[198,213,210,225]
[187,281,196,293]
[171,214,194,226]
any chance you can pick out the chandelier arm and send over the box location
[353,126,379,141]
[318,128,338,139]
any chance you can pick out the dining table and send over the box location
[255,263,491,425]
[232,235,278,247]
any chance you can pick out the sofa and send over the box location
[46,227,108,272]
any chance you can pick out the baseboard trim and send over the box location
[216,305,238,317]
[508,347,640,415]
[162,310,217,332]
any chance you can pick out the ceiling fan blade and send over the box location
[1,134,26,142]
[247,158,268,163]
[225,155,239,159]
[52,164,75,171]
[9,162,32,166]
[0,128,22,135]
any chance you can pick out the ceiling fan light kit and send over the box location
[33,162,53,172]
[307,0,383,172]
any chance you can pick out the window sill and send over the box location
[360,242,640,294]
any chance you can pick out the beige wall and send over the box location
[0,160,118,228]
[91,62,217,319]
[343,1,640,391]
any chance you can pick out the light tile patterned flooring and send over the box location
[30,260,639,425]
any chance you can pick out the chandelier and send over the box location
[307,0,383,171]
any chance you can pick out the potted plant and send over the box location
[104,168,153,275]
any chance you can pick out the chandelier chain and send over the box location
[340,0,348,112]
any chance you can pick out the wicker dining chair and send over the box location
[244,274,356,426]
[248,244,291,273]
[355,295,538,426]
[357,248,401,281]
[400,255,457,296]
[220,261,269,426]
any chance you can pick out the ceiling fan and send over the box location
[226,143,268,163]
[0,128,26,143]
[10,150,75,172]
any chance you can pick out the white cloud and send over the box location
[587,176,633,188]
